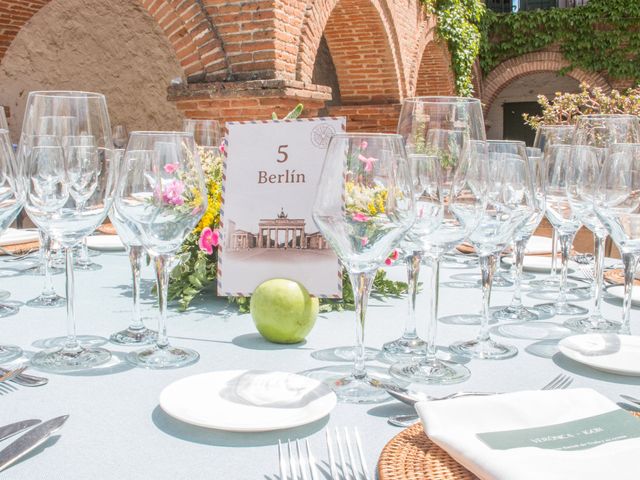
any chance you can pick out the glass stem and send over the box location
[556,232,576,309]
[591,232,606,324]
[154,254,171,349]
[621,252,638,335]
[511,239,526,309]
[128,245,143,331]
[41,232,55,297]
[349,270,376,379]
[80,237,90,264]
[550,229,558,279]
[477,254,496,344]
[424,255,440,364]
[403,252,421,340]
[64,247,79,352]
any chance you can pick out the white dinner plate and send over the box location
[524,235,554,255]
[86,235,125,251]
[159,370,337,432]
[604,284,640,307]
[502,255,574,273]
[0,228,39,246]
[559,334,640,376]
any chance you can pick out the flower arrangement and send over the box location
[168,108,408,311]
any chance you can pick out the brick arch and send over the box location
[413,37,456,97]
[296,0,404,103]
[482,51,611,115]
[0,0,229,80]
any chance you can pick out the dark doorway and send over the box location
[503,101,542,146]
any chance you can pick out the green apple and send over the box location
[250,279,319,344]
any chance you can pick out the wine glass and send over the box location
[536,145,587,316]
[529,125,575,290]
[596,143,640,334]
[24,135,66,308]
[113,125,128,149]
[21,91,115,372]
[183,119,221,151]
[0,107,7,131]
[108,149,156,345]
[115,132,207,369]
[310,133,415,403]
[450,141,536,360]
[492,141,546,321]
[0,129,25,361]
[390,96,485,383]
[565,115,640,332]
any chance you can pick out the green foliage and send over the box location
[423,0,486,97]
[480,0,640,83]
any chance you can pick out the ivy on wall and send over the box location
[423,0,485,97]
[479,0,640,84]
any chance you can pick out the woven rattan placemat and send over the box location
[378,413,640,480]
[0,240,39,255]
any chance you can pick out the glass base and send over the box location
[302,365,400,404]
[126,344,199,369]
[26,293,66,308]
[0,289,10,301]
[0,344,22,363]
[0,303,18,318]
[439,314,483,326]
[389,358,470,385]
[492,305,538,322]
[568,286,592,299]
[528,277,561,289]
[382,336,426,361]
[33,335,109,349]
[536,302,588,316]
[499,270,535,282]
[31,346,111,372]
[110,327,156,345]
[450,338,518,360]
[73,261,102,271]
[21,265,64,277]
[564,316,621,333]
[332,346,380,361]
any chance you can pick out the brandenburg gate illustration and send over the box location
[228,209,329,251]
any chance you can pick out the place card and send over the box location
[218,117,345,297]
[477,410,640,451]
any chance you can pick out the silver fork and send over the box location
[0,365,27,384]
[388,373,574,427]
[278,438,319,480]
[327,427,370,480]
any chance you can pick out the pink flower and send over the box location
[385,249,399,266]
[360,140,368,150]
[352,212,369,222]
[358,154,377,172]
[385,257,392,266]
[361,236,368,247]
[162,179,185,206]
[199,227,219,254]
[219,140,227,155]
[164,163,179,174]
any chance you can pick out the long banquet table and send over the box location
[1,249,639,479]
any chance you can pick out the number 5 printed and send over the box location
[277,145,288,163]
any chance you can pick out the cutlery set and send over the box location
[0,365,48,387]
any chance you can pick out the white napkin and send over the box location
[524,235,554,255]
[0,228,39,246]
[416,388,640,480]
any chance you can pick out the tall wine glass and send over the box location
[529,125,575,290]
[596,143,640,334]
[536,145,587,316]
[0,108,8,131]
[24,135,66,308]
[21,91,115,372]
[108,149,156,345]
[450,142,535,359]
[0,129,25,361]
[390,97,485,382]
[116,132,207,369]
[311,133,415,403]
[113,125,128,149]
[565,115,640,332]
[493,141,546,321]
[183,119,221,151]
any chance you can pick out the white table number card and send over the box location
[218,117,345,297]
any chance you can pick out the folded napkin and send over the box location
[0,228,39,247]
[416,388,640,480]
[524,235,554,255]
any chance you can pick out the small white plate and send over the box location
[159,370,337,432]
[605,284,640,307]
[86,235,125,251]
[559,334,640,376]
[502,255,573,273]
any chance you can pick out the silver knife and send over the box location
[0,420,41,442]
[0,415,69,472]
